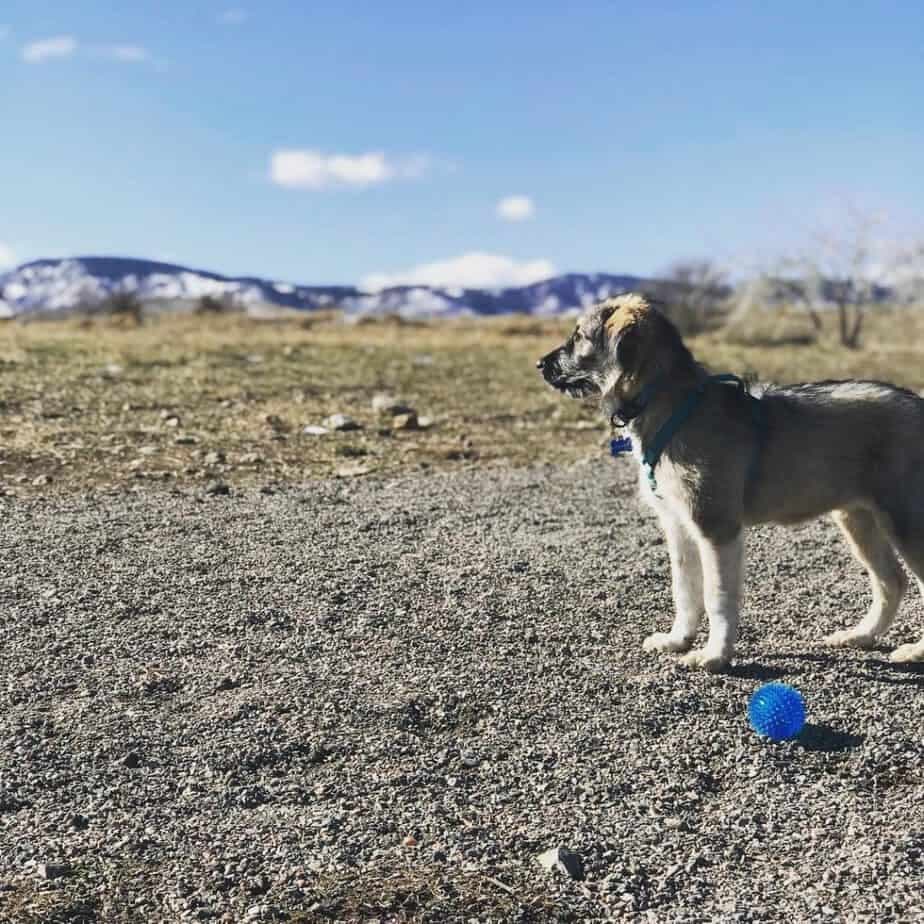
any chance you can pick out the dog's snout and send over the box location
[537,350,559,377]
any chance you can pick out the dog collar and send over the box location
[609,375,666,427]
[634,374,765,494]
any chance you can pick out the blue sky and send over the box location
[1,2,922,289]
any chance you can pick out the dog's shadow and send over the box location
[797,723,864,752]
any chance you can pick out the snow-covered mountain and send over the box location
[0,257,651,319]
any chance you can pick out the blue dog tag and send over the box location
[610,436,633,457]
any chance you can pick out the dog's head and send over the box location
[537,293,692,417]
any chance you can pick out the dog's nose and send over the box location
[535,358,545,370]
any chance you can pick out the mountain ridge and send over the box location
[0,256,651,319]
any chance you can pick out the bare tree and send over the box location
[737,207,922,348]
[195,293,240,315]
[653,259,729,333]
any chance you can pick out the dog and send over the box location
[538,292,924,671]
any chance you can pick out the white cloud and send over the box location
[361,252,557,292]
[218,9,248,25]
[497,195,535,221]
[0,242,16,269]
[269,149,430,190]
[103,44,150,63]
[22,35,78,62]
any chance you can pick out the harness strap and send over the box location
[641,374,766,495]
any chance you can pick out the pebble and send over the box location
[323,414,361,432]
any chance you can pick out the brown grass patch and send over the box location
[1,310,923,494]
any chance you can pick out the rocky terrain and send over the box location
[2,459,923,921]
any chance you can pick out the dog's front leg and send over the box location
[679,532,744,672]
[643,514,703,654]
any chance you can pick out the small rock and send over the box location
[38,863,72,880]
[303,426,329,436]
[122,752,142,769]
[372,394,414,416]
[460,753,480,768]
[100,363,124,378]
[31,474,52,487]
[334,462,372,478]
[392,412,419,431]
[71,814,90,830]
[239,453,264,465]
[204,450,226,465]
[323,414,361,432]
[402,834,418,847]
[264,414,286,430]
[536,847,585,881]
[245,905,271,921]
[417,416,433,429]
[216,676,240,692]
[174,435,198,445]
[204,481,231,497]
[164,416,181,428]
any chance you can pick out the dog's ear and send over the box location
[613,323,641,373]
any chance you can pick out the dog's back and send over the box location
[746,380,924,526]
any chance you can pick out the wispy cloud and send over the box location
[361,252,557,292]
[497,195,535,222]
[0,242,16,269]
[102,44,150,63]
[22,35,78,63]
[269,149,432,190]
[218,9,248,26]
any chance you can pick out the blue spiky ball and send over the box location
[747,683,806,741]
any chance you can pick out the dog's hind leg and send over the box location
[879,503,924,663]
[643,514,703,655]
[824,507,907,650]
[678,532,743,672]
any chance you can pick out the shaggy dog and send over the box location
[538,293,924,671]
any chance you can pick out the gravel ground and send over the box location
[2,458,924,923]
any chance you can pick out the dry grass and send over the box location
[1,309,923,494]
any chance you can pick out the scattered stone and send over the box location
[334,462,373,478]
[204,450,226,465]
[100,363,124,378]
[245,905,271,921]
[239,453,264,465]
[174,434,198,445]
[164,416,181,428]
[417,416,433,429]
[138,446,158,456]
[372,394,414,416]
[536,847,585,881]
[121,751,142,769]
[31,474,52,487]
[204,481,231,497]
[215,676,240,692]
[38,863,72,880]
[402,834,418,847]
[323,414,361,432]
[413,354,434,366]
[392,412,419,431]
[264,414,286,430]
[303,426,329,436]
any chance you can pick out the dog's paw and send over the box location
[890,642,924,663]
[823,628,878,650]
[678,648,729,672]
[643,632,694,654]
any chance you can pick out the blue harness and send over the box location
[610,374,766,495]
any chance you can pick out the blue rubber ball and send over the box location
[747,683,806,741]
